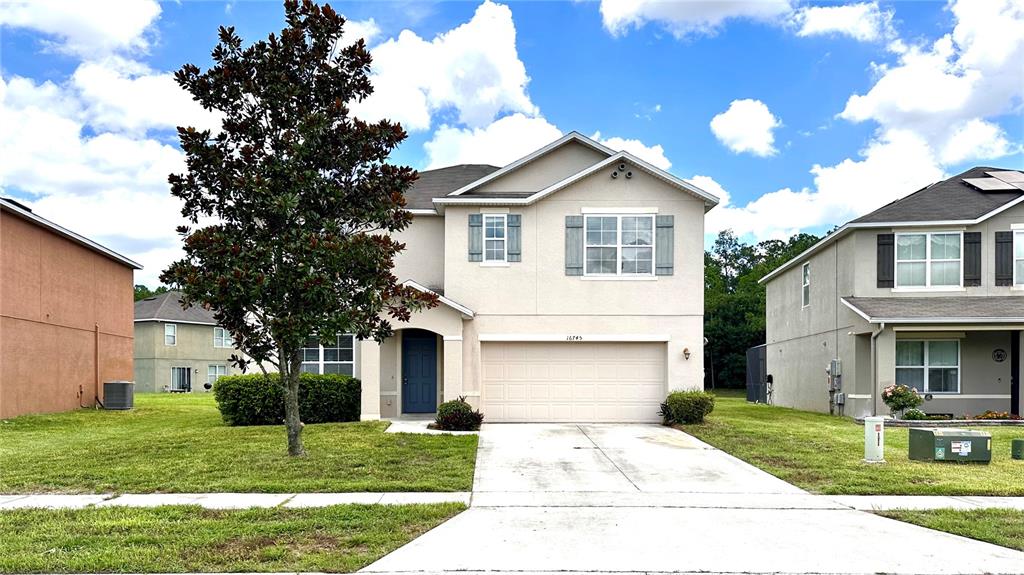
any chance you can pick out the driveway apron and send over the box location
[363,423,1024,575]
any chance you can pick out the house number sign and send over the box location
[993,349,1007,363]
[566,335,583,342]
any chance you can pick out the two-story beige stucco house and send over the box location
[761,167,1024,419]
[310,132,717,422]
[134,291,239,393]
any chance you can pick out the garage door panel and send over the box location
[481,342,666,423]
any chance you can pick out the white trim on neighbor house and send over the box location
[581,207,660,214]
[840,298,1024,325]
[846,394,873,399]
[893,231,963,290]
[213,327,233,348]
[761,193,1024,285]
[446,132,616,197]
[402,280,475,318]
[164,324,177,346]
[928,394,1012,400]
[0,198,143,270]
[1013,230,1024,286]
[801,262,810,308]
[406,209,439,216]
[895,338,961,395]
[134,318,218,326]
[477,333,671,342]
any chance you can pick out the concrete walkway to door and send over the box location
[363,423,1024,575]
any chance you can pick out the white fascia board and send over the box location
[402,280,475,318]
[761,195,1024,285]
[133,318,217,326]
[406,209,439,216]
[478,333,671,342]
[870,317,1024,324]
[433,197,532,205]
[1,199,143,269]
[446,132,615,197]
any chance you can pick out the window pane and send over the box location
[324,363,353,376]
[338,335,353,349]
[896,234,926,260]
[928,341,958,366]
[300,363,319,374]
[930,234,960,260]
[897,262,926,286]
[621,247,652,274]
[303,348,319,362]
[324,348,339,362]
[802,264,809,284]
[1016,259,1024,285]
[802,285,810,306]
[896,368,925,391]
[305,337,319,348]
[586,217,617,245]
[484,216,504,239]
[1016,233,1024,259]
[621,217,652,246]
[896,341,924,366]
[585,247,616,274]
[930,261,960,286]
[485,239,505,261]
[928,368,958,392]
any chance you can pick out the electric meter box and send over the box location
[908,428,991,463]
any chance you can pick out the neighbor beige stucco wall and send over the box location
[133,321,239,393]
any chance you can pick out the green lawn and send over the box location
[879,509,1024,552]
[0,394,477,493]
[0,503,463,573]
[683,396,1024,495]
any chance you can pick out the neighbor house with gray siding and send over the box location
[760,167,1024,419]
[134,291,239,393]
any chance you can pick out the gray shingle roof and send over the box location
[843,296,1024,322]
[134,291,218,325]
[850,166,1023,224]
[405,164,500,210]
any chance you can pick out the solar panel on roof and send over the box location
[986,171,1024,184]
[963,177,1018,191]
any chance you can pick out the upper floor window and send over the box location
[484,214,507,262]
[895,339,959,394]
[801,263,810,308]
[1015,231,1024,285]
[164,323,177,346]
[301,334,355,376]
[213,327,233,348]
[895,232,961,288]
[584,214,654,276]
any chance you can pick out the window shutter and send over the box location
[468,214,483,262]
[655,215,674,276]
[963,232,982,287]
[565,215,583,276]
[507,214,522,262]
[995,231,1013,286]
[877,233,895,288]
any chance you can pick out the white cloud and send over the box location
[0,0,161,57]
[599,0,793,38]
[352,1,536,131]
[423,114,562,168]
[940,119,1015,164]
[705,130,945,240]
[591,131,672,169]
[345,18,381,46]
[793,2,895,42]
[710,99,782,157]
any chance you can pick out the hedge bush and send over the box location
[434,396,484,431]
[212,373,361,426]
[902,408,928,420]
[659,390,715,425]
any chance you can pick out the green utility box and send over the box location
[1013,439,1024,461]
[908,428,991,463]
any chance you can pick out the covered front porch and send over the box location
[358,282,474,420]
[843,297,1024,419]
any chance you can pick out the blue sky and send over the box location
[1,0,1022,285]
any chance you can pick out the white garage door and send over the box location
[480,342,666,422]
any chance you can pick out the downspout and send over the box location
[869,321,885,417]
[94,323,102,408]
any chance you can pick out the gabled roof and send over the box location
[434,151,720,211]
[402,280,474,318]
[134,291,218,325]
[842,296,1024,324]
[761,166,1024,284]
[0,197,142,269]
[405,164,499,212]
[445,132,617,197]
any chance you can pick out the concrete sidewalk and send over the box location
[0,492,470,509]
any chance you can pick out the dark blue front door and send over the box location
[402,330,437,413]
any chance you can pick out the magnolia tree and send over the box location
[162,0,436,456]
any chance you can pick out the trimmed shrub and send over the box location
[881,384,922,416]
[902,408,928,420]
[659,390,715,425]
[434,396,484,431]
[973,410,1022,420]
[213,373,361,426]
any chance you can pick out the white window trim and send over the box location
[895,339,961,395]
[164,323,177,346]
[213,327,233,348]
[170,366,191,392]
[801,262,810,308]
[1014,230,1024,287]
[482,213,508,264]
[894,231,964,290]
[300,334,357,376]
[207,364,228,385]
[583,213,656,278]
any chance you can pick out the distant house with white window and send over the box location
[133,291,239,393]
[760,167,1024,419]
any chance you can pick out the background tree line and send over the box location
[703,230,819,389]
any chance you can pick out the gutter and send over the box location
[870,322,885,417]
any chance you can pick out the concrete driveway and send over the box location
[363,424,1024,575]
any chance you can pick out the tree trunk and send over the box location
[282,352,306,457]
